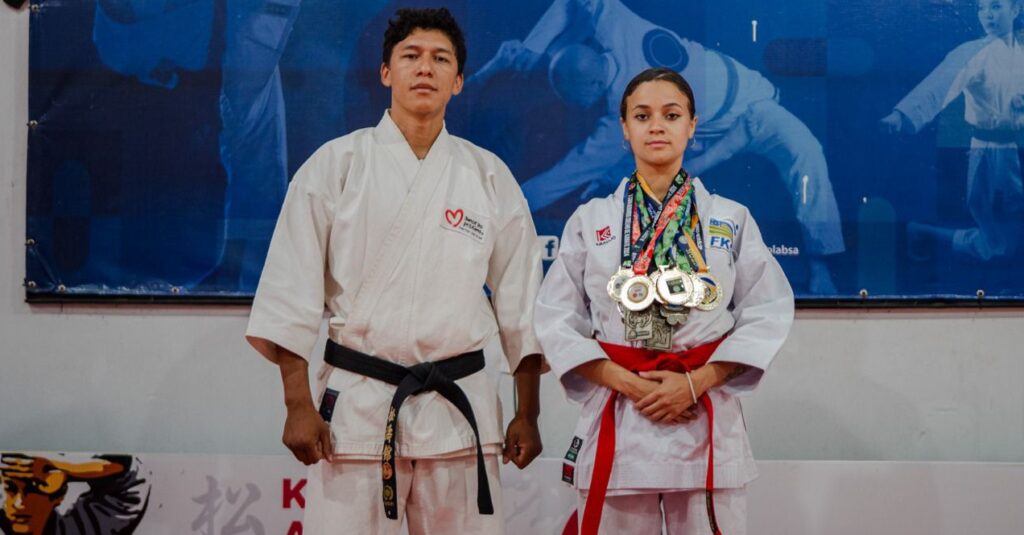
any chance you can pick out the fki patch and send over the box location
[441,207,486,243]
[595,225,615,246]
[708,218,737,251]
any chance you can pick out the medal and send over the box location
[659,302,689,326]
[684,271,706,307]
[620,275,655,312]
[644,308,673,350]
[624,308,654,341]
[650,268,665,304]
[655,266,693,306]
[607,268,633,303]
[696,271,722,311]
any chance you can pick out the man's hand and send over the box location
[0,455,64,492]
[880,110,911,135]
[502,415,542,469]
[504,355,544,469]
[0,454,112,494]
[272,347,331,465]
[635,370,698,424]
[282,403,333,466]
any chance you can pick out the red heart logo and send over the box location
[445,208,464,228]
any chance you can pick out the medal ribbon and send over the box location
[620,171,691,275]
[680,211,710,273]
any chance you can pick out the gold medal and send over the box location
[696,271,722,311]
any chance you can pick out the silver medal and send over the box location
[607,268,633,303]
[620,275,656,312]
[655,267,693,306]
[624,308,654,341]
[644,310,673,351]
[684,271,707,308]
[660,302,689,326]
[650,268,666,304]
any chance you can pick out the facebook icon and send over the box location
[539,236,560,261]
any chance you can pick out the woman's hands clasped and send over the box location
[634,370,700,424]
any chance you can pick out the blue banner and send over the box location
[25,0,1024,301]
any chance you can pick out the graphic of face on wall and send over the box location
[0,454,149,535]
[25,0,1024,301]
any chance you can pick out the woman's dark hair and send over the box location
[382,8,467,75]
[619,67,696,119]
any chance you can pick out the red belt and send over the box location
[563,337,726,535]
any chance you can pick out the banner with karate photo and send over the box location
[25,0,1024,302]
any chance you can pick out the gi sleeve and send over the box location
[245,160,335,362]
[534,209,609,403]
[63,456,151,534]
[486,164,546,374]
[709,207,794,396]
[894,39,989,133]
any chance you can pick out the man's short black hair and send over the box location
[383,8,467,75]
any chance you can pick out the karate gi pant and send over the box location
[953,145,1024,261]
[574,488,747,535]
[304,453,505,535]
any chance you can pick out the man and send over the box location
[245,8,545,534]
[1,454,150,535]
[472,0,846,294]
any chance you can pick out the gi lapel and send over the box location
[346,114,453,341]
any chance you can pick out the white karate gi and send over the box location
[246,111,543,534]
[535,177,793,532]
[893,36,1024,261]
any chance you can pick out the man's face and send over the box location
[381,28,463,120]
[978,0,1019,37]
[2,476,61,535]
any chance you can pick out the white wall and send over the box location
[2,5,1023,464]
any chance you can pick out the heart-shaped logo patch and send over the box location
[445,208,464,228]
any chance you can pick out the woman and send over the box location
[535,67,794,535]
[881,0,1024,261]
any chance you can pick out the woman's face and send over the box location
[620,80,697,170]
[978,0,1020,38]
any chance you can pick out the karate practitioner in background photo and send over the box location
[93,0,301,290]
[473,0,844,294]
[881,0,1024,262]
[245,8,544,534]
[535,68,793,534]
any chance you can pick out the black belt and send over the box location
[323,340,493,519]
[970,126,1021,145]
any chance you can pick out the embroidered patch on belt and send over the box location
[318,388,339,423]
[564,435,583,462]
[440,207,487,243]
[562,463,575,484]
[709,218,737,251]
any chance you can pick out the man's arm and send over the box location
[272,347,333,466]
[503,355,544,468]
